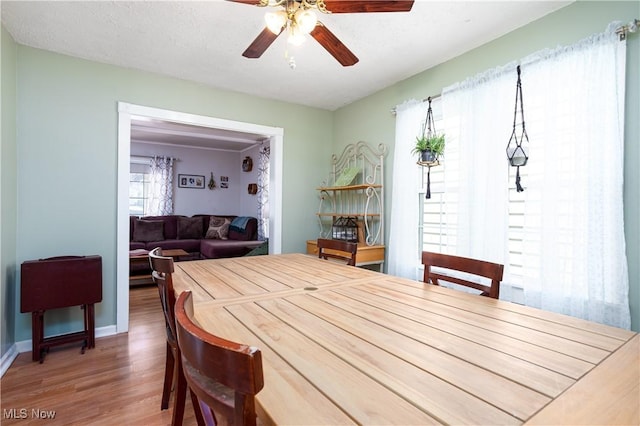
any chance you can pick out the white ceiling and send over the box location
[130,116,269,151]
[2,0,572,149]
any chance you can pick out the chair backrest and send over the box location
[175,290,264,426]
[421,251,504,299]
[149,247,177,342]
[317,238,358,266]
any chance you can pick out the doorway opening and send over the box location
[117,102,283,333]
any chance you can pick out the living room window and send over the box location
[129,158,151,216]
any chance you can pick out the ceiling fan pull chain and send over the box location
[283,39,296,70]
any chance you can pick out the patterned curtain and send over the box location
[145,156,175,215]
[257,146,270,241]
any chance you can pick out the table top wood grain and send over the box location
[173,253,638,425]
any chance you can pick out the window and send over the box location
[412,26,629,328]
[419,98,529,289]
[419,98,458,255]
[129,172,150,216]
[129,158,151,216]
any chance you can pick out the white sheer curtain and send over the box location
[515,24,629,328]
[145,156,175,216]
[441,64,512,264]
[439,23,629,328]
[388,100,428,279]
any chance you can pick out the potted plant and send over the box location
[412,133,445,163]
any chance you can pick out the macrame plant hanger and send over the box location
[506,65,529,192]
[420,97,439,199]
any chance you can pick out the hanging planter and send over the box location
[412,133,445,164]
[411,97,445,199]
[506,65,530,192]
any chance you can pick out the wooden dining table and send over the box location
[172,253,639,425]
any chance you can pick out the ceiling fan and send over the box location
[227,0,415,66]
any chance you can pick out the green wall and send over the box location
[2,1,638,355]
[12,47,333,341]
[1,26,18,358]
[333,1,640,331]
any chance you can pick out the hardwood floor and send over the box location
[1,285,198,425]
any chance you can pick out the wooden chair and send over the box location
[317,238,358,266]
[148,247,189,425]
[421,251,504,299]
[175,290,265,426]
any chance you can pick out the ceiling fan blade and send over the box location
[322,0,414,13]
[242,27,282,59]
[310,23,358,67]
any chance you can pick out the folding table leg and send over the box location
[31,310,44,363]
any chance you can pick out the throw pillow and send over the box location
[205,216,231,240]
[133,220,164,242]
[177,216,202,239]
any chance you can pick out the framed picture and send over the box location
[178,174,205,189]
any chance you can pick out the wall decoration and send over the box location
[178,174,205,189]
[248,183,258,195]
[242,156,253,172]
[208,172,216,190]
[220,176,229,189]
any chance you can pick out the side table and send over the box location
[20,255,102,363]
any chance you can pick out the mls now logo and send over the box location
[3,409,28,419]
[4,408,56,419]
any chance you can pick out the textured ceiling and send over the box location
[2,0,573,112]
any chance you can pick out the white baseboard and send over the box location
[0,344,19,378]
[1,324,118,378]
[95,325,118,339]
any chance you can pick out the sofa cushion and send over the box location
[130,241,146,250]
[146,239,201,253]
[177,216,203,239]
[140,215,183,240]
[228,217,258,241]
[133,220,164,242]
[200,239,264,259]
[129,215,139,241]
[205,216,231,240]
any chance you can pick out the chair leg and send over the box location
[189,389,208,426]
[161,342,174,410]
[171,354,187,426]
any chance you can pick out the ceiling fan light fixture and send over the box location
[240,0,415,66]
[265,10,287,34]
[287,24,306,46]
[295,8,317,34]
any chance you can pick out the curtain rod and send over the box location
[391,18,636,115]
[131,155,180,163]
[616,18,638,40]
[390,93,441,115]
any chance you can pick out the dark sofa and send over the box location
[129,214,263,262]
